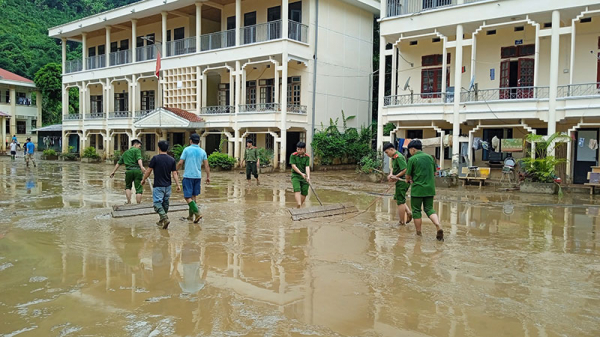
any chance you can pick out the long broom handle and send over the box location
[309,182,324,206]
[371,168,407,182]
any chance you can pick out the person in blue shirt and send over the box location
[25,138,36,168]
[176,134,210,224]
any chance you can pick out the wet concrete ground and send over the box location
[1,158,600,337]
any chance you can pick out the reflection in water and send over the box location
[1,159,600,336]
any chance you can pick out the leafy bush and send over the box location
[357,150,383,174]
[208,152,236,170]
[82,146,100,159]
[383,122,396,136]
[111,150,122,162]
[258,148,274,167]
[520,133,570,183]
[59,152,78,160]
[312,111,373,165]
[172,144,187,161]
[43,149,57,156]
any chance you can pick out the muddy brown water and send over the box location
[1,159,600,336]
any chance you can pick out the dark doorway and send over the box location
[174,27,184,41]
[574,129,598,184]
[68,134,79,153]
[286,132,301,167]
[227,17,236,47]
[244,12,257,44]
[267,6,281,21]
[267,6,282,40]
[289,1,302,22]
[482,128,512,161]
[172,132,185,147]
[206,134,221,154]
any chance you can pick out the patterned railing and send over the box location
[386,0,487,17]
[287,104,307,114]
[63,114,82,120]
[86,55,106,70]
[85,113,105,119]
[134,110,152,120]
[109,111,131,118]
[461,86,549,102]
[289,21,308,43]
[200,105,234,114]
[65,59,82,73]
[109,50,131,66]
[557,83,600,98]
[166,37,196,57]
[238,103,281,113]
[384,93,446,106]
[241,20,282,45]
[201,30,236,51]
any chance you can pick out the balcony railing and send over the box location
[241,20,282,45]
[386,0,486,17]
[166,37,196,57]
[239,103,281,112]
[557,82,600,98]
[461,86,549,102]
[384,93,447,106]
[109,50,131,66]
[63,114,82,120]
[86,55,106,70]
[200,105,234,114]
[289,21,308,43]
[109,111,132,118]
[287,104,307,114]
[201,30,235,51]
[134,110,153,120]
[65,59,82,73]
[136,45,158,62]
[85,113,105,119]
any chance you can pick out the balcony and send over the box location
[166,37,196,57]
[239,103,281,113]
[461,86,549,102]
[109,50,131,66]
[287,104,307,114]
[200,30,235,51]
[385,0,486,18]
[136,45,158,62]
[384,93,447,106]
[63,114,82,120]
[109,111,132,118]
[86,55,106,70]
[65,59,82,74]
[85,112,105,119]
[200,105,234,114]
[558,82,600,98]
[288,21,308,43]
[241,21,282,45]
[134,110,152,120]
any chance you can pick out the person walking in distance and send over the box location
[290,142,311,208]
[10,140,17,161]
[25,138,36,168]
[383,142,413,226]
[141,140,181,229]
[405,140,444,241]
[242,139,260,185]
[109,139,147,204]
[176,134,210,224]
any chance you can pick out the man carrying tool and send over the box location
[109,139,146,204]
[141,140,181,229]
[290,142,311,208]
[242,139,260,185]
[406,140,444,241]
[176,134,209,223]
[383,142,413,226]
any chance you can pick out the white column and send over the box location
[439,130,445,170]
[161,12,168,57]
[282,0,289,39]
[381,0,387,18]
[391,46,397,96]
[569,22,576,85]
[534,24,540,87]
[1,117,5,152]
[469,35,475,90]
[201,72,207,108]
[105,27,111,67]
[196,66,201,113]
[234,61,241,163]
[274,69,280,104]
[548,10,560,138]
[106,79,111,117]
[130,75,136,114]
[280,53,288,169]
[61,38,67,74]
[131,19,137,63]
[196,3,202,52]
[234,129,241,164]
[241,67,247,104]
[62,85,68,116]
[235,0,241,46]
[82,33,87,71]
[376,37,386,150]
[451,24,464,171]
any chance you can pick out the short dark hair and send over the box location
[407,139,422,150]
[246,139,254,145]
[131,139,142,146]
[382,142,395,151]
[26,138,31,141]
[190,133,200,144]
[296,141,306,148]
[158,140,169,152]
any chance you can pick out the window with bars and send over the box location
[501,44,535,59]
[259,79,274,103]
[246,81,256,104]
[90,135,96,148]
[98,134,104,150]
[145,134,156,151]
[266,134,274,150]
[91,95,103,113]
[287,77,301,105]
[141,91,155,111]
[17,121,26,134]
[218,83,230,106]
[114,93,128,112]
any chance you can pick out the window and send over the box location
[287,77,301,105]
[246,81,256,104]
[32,120,36,129]
[436,129,452,160]
[90,134,96,148]
[406,130,423,139]
[289,1,302,23]
[145,134,156,151]
[17,121,26,134]
[141,91,155,111]
[501,44,535,59]
[114,93,128,112]
[5,121,9,134]
[120,39,129,51]
[110,42,118,53]
[266,134,274,150]
[136,36,144,48]
[4,91,8,103]
[218,83,230,106]
[259,79,274,103]
[98,45,105,55]
[174,27,184,41]
[91,95,103,113]
[421,68,447,96]
[98,135,103,150]
[246,134,257,146]
[88,46,96,57]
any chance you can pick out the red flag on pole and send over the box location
[155,50,161,78]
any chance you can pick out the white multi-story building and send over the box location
[377,0,600,183]
[49,0,378,168]
[0,68,42,151]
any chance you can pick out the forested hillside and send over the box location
[0,0,140,80]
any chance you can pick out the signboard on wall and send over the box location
[490,68,495,80]
[501,138,524,152]
[515,39,523,45]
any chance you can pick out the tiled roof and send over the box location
[0,68,34,84]
[164,107,204,123]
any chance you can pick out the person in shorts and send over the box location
[10,140,17,161]
[176,134,210,224]
[109,139,146,204]
[406,139,444,241]
[290,142,311,208]
[25,138,36,168]
[142,140,180,229]
[384,142,413,226]
[242,139,260,185]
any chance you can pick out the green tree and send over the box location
[34,63,63,125]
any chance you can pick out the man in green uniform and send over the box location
[290,142,311,208]
[242,139,260,185]
[406,139,444,241]
[383,143,413,226]
[109,139,147,204]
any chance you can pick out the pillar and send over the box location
[391,46,397,96]
[62,85,68,117]
[196,66,202,114]
[280,53,289,169]
[235,0,241,46]
[62,131,68,153]
[282,0,289,39]
[274,69,280,104]
[105,27,111,67]
[130,75,136,113]
[376,37,386,150]
[548,10,560,138]
[36,91,42,125]
[234,129,241,164]
[534,24,540,87]
[274,138,280,169]
[61,38,67,74]
[1,117,6,152]
[201,72,207,108]
[439,130,445,170]
[569,22,576,85]
[161,12,168,57]
[131,19,137,63]
[9,87,16,137]
[451,24,464,171]
[468,34,474,91]
[82,33,87,71]
[196,3,202,52]
[381,0,387,18]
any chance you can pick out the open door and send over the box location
[499,60,510,99]
[517,58,534,98]
[574,129,598,184]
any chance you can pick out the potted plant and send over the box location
[258,148,275,173]
[59,146,78,161]
[81,146,101,163]
[41,149,58,160]
[519,133,570,195]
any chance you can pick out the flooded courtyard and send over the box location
[1,159,600,337]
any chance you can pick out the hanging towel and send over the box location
[589,139,599,150]
[473,137,482,150]
[403,139,411,148]
[492,136,500,153]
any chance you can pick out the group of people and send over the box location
[8,135,36,167]
[109,135,441,241]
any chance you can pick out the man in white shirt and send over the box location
[10,140,17,161]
